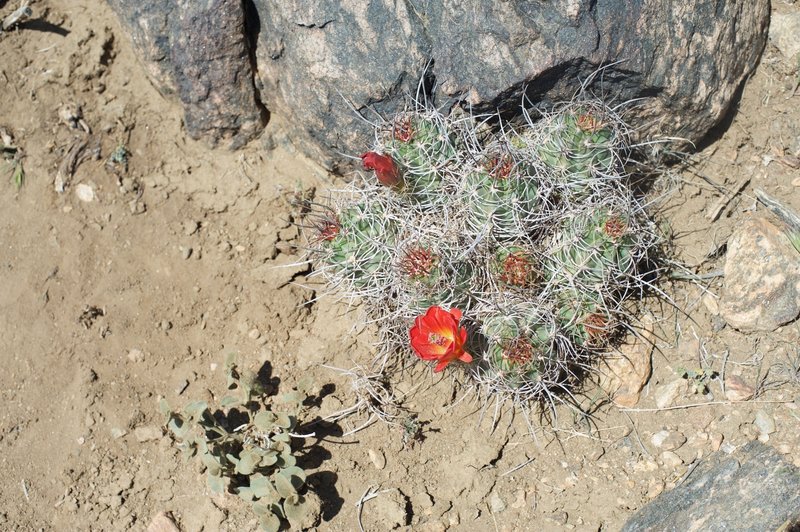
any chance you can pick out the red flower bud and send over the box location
[361,151,402,187]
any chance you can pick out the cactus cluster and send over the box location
[305,99,660,404]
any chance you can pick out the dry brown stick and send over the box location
[705,176,751,222]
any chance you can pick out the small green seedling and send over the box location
[162,354,315,531]
[676,366,718,395]
[1,143,24,188]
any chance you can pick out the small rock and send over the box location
[545,511,569,525]
[368,449,386,470]
[661,432,688,451]
[181,247,193,260]
[725,375,755,402]
[661,451,683,468]
[719,217,800,332]
[646,479,665,499]
[75,183,96,202]
[183,220,200,236]
[127,349,144,363]
[489,492,506,514]
[651,430,670,448]
[135,426,163,442]
[701,293,720,315]
[510,489,527,509]
[160,320,172,331]
[110,427,127,439]
[77,436,85,445]
[147,511,180,532]
[655,379,687,409]
[248,328,261,340]
[219,241,232,252]
[754,409,776,436]
[598,317,654,407]
[175,379,189,395]
[770,12,800,59]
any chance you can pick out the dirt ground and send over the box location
[1,1,799,531]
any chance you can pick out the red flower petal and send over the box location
[360,152,402,187]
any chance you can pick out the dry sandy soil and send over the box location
[1,1,799,531]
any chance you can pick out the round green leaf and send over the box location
[253,411,278,431]
[273,471,296,499]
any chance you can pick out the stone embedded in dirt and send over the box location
[719,216,800,332]
[127,349,144,363]
[661,432,687,452]
[110,427,127,439]
[146,511,180,532]
[654,379,686,409]
[770,11,800,59]
[134,426,163,443]
[622,441,800,531]
[598,319,654,408]
[651,430,670,448]
[724,374,755,402]
[754,409,776,436]
[107,1,767,164]
[368,448,386,470]
[489,492,506,514]
[660,451,683,468]
[75,183,95,202]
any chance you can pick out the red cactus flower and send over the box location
[361,151,402,187]
[409,306,472,372]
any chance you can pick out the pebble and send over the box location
[489,492,506,514]
[127,349,144,363]
[598,317,654,407]
[248,328,261,340]
[719,217,800,332]
[660,451,683,468]
[146,511,180,532]
[75,183,95,202]
[753,409,776,436]
[510,489,526,509]
[651,430,670,448]
[175,379,189,395]
[134,426,163,442]
[183,220,199,236]
[724,375,754,401]
[219,241,232,252]
[661,431,687,451]
[655,379,686,409]
[545,511,568,525]
[368,449,386,470]
[160,320,172,331]
[770,11,800,58]
[181,247,192,260]
[710,433,724,452]
[110,427,127,439]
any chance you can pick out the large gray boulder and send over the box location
[108,0,770,167]
[622,440,800,531]
[106,0,265,149]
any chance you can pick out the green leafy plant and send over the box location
[676,366,718,395]
[161,354,316,531]
[1,142,24,189]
